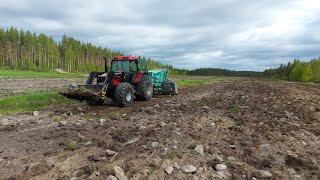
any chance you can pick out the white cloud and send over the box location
[0,0,319,71]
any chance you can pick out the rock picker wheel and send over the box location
[161,80,179,95]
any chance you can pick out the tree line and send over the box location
[0,27,175,72]
[0,27,126,72]
[263,58,320,82]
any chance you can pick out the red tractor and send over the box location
[62,56,153,106]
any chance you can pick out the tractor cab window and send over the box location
[111,61,130,72]
[130,61,137,72]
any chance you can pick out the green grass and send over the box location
[0,91,77,115]
[173,76,225,87]
[0,69,85,78]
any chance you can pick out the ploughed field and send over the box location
[0,77,319,179]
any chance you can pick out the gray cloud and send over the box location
[0,0,319,71]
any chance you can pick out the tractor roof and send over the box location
[113,56,139,61]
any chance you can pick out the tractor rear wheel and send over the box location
[114,82,134,107]
[136,75,153,101]
[161,80,179,95]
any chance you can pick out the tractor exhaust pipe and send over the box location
[103,56,109,73]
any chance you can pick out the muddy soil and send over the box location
[0,79,319,180]
[0,78,83,98]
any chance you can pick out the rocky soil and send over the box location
[0,79,319,180]
[0,78,82,98]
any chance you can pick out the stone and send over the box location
[194,145,204,155]
[294,175,302,180]
[160,122,166,127]
[215,164,227,171]
[33,111,39,116]
[202,106,211,110]
[165,166,174,175]
[84,141,93,146]
[106,149,118,156]
[99,119,106,125]
[209,122,216,127]
[126,136,140,145]
[150,158,162,168]
[113,166,128,180]
[173,162,180,169]
[106,175,118,180]
[77,107,83,112]
[227,156,236,161]
[139,126,147,130]
[27,163,39,172]
[182,165,197,173]
[151,142,159,148]
[59,121,67,126]
[259,170,272,178]
[45,158,55,169]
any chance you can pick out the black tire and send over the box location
[114,82,134,107]
[161,80,178,95]
[136,75,153,101]
[86,72,97,85]
[86,96,104,106]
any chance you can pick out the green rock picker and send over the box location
[60,56,178,107]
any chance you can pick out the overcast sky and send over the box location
[0,0,319,71]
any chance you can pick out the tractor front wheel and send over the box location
[114,82,134,107]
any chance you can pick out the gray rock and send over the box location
[126,136,140,145]
[113,166,128,180]
[182,165,197,173]
[173,162,180,169]
[33,111,39,116]
[151,142,159,148]
[106,175,118,180]
[165,166,174,175]
[294,175,302,180]
[202,106,211,110]
[194,145,204,155]
[259,170,272,178]
[99,119,106,125]
[160,122,166,127]
[106,149,118,156]
[227,156,236,161]
[27,163,39,172]
[84,141,93,146]
[59,121,67,126]
[45,158,55,169]
[215,164,227,171]
[209,122,216,127]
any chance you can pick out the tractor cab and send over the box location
[109,56,146,86]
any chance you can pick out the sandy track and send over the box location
[0,79,319,179]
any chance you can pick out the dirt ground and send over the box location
[0,78,319,180]
[0,78,83,98]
